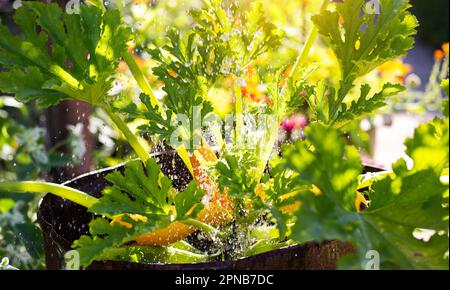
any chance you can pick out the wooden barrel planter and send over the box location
[37,151,381,270]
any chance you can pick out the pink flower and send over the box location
[281,114,308,133]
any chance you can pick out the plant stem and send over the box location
[0,181,98,208]
[180,218,219,235]
[283,0,330,90]
[254,0,330,182]
[123,49,199,174]
[48,65,83,91]
[234,81,244,150]
[176,144,194,176]
[122,50,163,116]
[86,0,105,11]
[97,245,211,264]
[116,0,124,18]
[104,105,150,163]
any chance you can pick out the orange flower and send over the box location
[118,48,147,73]
[255,184,266,201]
[134,55,147,68]
[279,66,293,88]
[280,201,301,214]
[111,214,148,229]
[233,15,243,29]
[167,69,178,78]
[434,49,445,61]
[118,61,128,73]
[338,15,345,26]
[442,42,449,55]
[240,65,272,105]
[240,86,272,104]
[355,192,368,212]
[283,66,293,78]
[377,60,412,84]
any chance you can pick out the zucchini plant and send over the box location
[0,0,448,269]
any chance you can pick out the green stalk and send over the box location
[234,82,244,149]
[104,105,150,163]
[48,65,83,91]
[244,239,294,257]
[254,119,278,182]
[116,0,124,18]
[284,30,318,89]
[97,245,211,264]
[123,50,195,172]
[86,0,105,11]
[0,181,98,208]
[253,0,330,182]
[329,76,353,120]
[282,0,330,94]
[180,218,219,235]
[122,49,201,177]
[176,144,194,176]
[122,50,163,116]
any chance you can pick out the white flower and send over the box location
[67,123,87,160]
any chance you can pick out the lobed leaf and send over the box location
[281,122,449,269]
[0,2,131,107]
[312,0,418,83]
[74,158,205,266]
